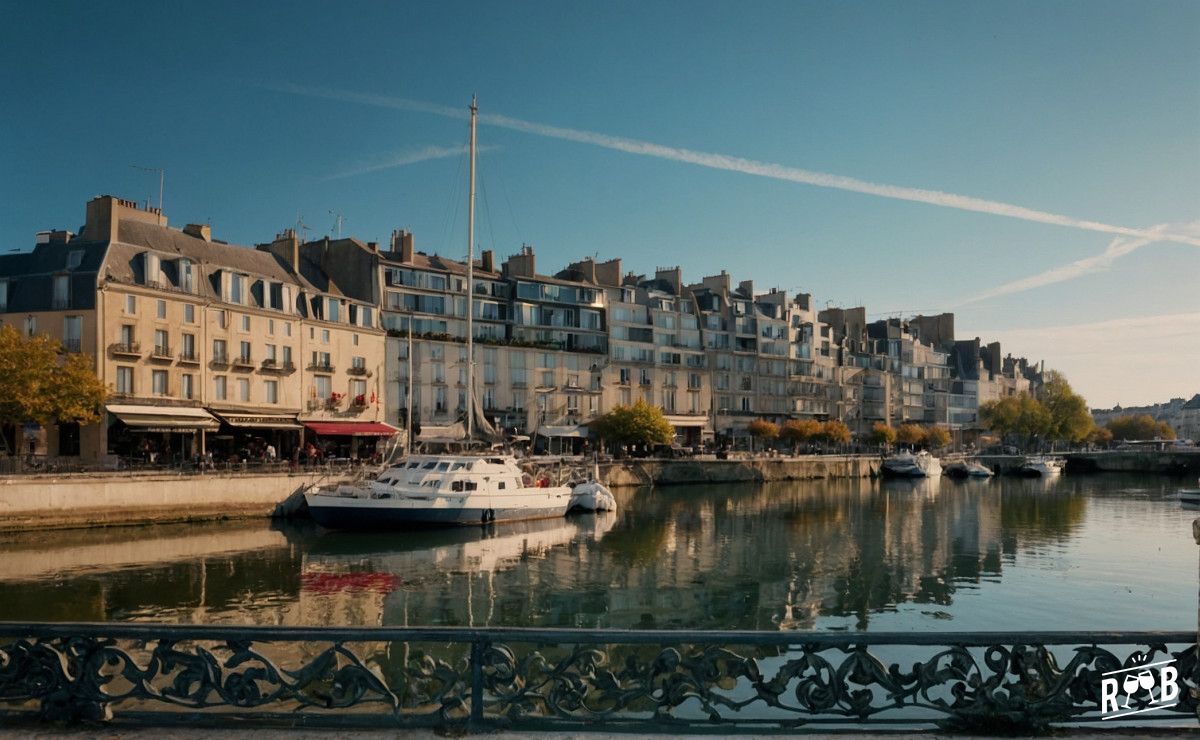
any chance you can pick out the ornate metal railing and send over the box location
[0,623,1194,731]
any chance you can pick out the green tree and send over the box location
[1038,370,1094,445]
[1106,414,1176,441]
[0,325,106,431]
[592,399,674,449]
[818,420,851,446]
[979,396,1021,439]
[1088,426,1114,447]
[896,423,925,448]
[980,392,1052,450]
[866,422,896,447]
[780,419,821,453]
[923,425,951,449]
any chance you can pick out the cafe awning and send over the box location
[210,411,303,430]
[303,421,399,437]
[537,425,589,439]
[665,415,709,428]
[107,404,220,432]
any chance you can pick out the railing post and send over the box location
[470,636,485,727]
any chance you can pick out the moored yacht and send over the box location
[944,460,994,478]
[305,454,575,528]
[880,451,943,478]
[1019,456,1065,477]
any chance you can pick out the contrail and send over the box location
[269,82,1200,248]
[322,143,496,180]
[954,219,1199,305]
[322,144,472,180]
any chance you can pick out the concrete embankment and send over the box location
[0,471,334,532]
[599,455,878,488]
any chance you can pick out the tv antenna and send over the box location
[296,213,312,243]
[328,210,345,239]
[129,164,165,225]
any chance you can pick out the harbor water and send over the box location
[0,473,1193,632]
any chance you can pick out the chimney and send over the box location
[367,241,378,252]
[481,249,494,273]
[390,229,415,262]
[595,258,621,287]
[655,266,682,295]
[261,228,300,272]
[502,245,536,278]
[183,223,212,241]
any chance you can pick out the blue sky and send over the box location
[2,1,1197,408]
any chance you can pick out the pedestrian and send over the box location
[266,443,277,462]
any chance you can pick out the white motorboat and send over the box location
[305,454,575,528]
[1020,456,1065,477]
[880,451,943,478]
[944,460,994,479]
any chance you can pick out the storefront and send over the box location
[535,424,590,455]
[105,404,220,464]
[208,410,303,463]
[301,421,399,462]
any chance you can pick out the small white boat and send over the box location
[1020,456,1065,477]
[881,451,943,478]
[1180,479,1200,507]
[569,480,617,512]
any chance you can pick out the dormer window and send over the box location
[66,251,83,270]
[179,259,194,293]
[326,297,340,323]
[229,274,246,305]
[0,279,8,311]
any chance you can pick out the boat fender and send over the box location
[481,508,495,523]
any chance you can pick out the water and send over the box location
[0,473,1194,632]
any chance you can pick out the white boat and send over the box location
[305,454,575,528]
[1020,456,1065,477]
[880,451,942,478]
[944,460,994,478]
[1180,479,1200,507]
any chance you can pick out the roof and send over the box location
[379,251,501,279]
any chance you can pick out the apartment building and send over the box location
[0,196,391,463]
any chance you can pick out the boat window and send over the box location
[451,481,464,492]
[497,481,506,490]
[437,462,451,472]
[465,481,478,491]
[406,462,419,469]
[421,461,437,470]
[450,462,465,471]
[486,457,504,464]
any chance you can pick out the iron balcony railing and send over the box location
[177,350,200,364]
[261,359,296,374]
[108,341,140,357]
[149,344,172,359]
[0,623,1191,732]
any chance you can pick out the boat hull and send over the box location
[304,486,574,529]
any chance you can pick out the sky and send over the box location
[1,1,1197,408]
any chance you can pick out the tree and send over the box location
[0,325,106,431]
[818,420,851,446]
[923,425,951,449]
[1088,426,1114,448]
[780,419,821,453]
[1038,370,1094,445]
[591,399,674,449]
[980,392,1051,450]
[979,396,1021,439]
[866,422,896,447]
[747,419,779,452]
[896,423,925,448]
[1107,414,1176,441]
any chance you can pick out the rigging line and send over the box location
[476,157,499,256]
[438,135,469,258]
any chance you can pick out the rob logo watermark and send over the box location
[1100,656,1179,720]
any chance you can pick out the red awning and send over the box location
[303,421,399,437]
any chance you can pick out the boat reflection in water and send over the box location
[297,513,617,627]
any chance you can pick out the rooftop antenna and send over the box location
[130,164,165,225]
[328,210,344,239]
[296,213,312,243]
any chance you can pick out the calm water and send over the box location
[0,473,1194,632]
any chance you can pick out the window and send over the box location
[541,371,554,387]
[217,310,227,329]
[241,314,250,332]
[352,356,365,370]
[23,315,36,336]
[182,333,195,359]
[239,341,251,361]
[435,387,447,411]
[311,351,331,369]
[184,304,195,323]
[265,380,278,404]
[154,329,169,354]
[52,275,69,308]
[284,322,292,337]
[327,298,340,322]
[282,346,292,365]
[63,316,82,353]
[0,279,7,311]
[125,294,136,314]
[152,370,168,396]
[351,379,366,398]
[66,250,83,269]
[321,329,330,344]
[512,390,525,411]
[213,339,227,362]
[265,344,277,362]
[120,324,134,345]
[116,366,134,394]
[314,375,331,399]
[230,274,245,304]
[268,319,274,335]
[214,376,227,400]
[156,300,166,319]
[352,333,359,346]
[237,378,249,402]
[179,259,194,293]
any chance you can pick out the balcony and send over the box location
[149,344,173,361]
[306,398,323,411]
[346,366,372,377]
[231,354,255,369]
[350,394,368,410]
[178,350,200,365]
[109,341,141,357]
[261,359,296,374]
[308,362,335,373]
[209,354,230,369]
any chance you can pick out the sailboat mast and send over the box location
[466,95,477,440]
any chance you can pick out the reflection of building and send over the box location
[0,196,390,462]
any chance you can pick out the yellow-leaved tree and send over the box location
[0,325,106,432]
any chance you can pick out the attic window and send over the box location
[66,251,83,269]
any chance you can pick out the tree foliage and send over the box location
[747,419,779,440]
[1038,370,1094,444]
[896,423,925,447]
[1088,427,1114,447]
[781,419,821,445]
[818,420,851,445]
[924,425,951,449]
[0,325,106,428]
[867,422,896,446]
[592,399,674,448]
[1106,414,1176,441]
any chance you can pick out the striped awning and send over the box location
[108,404,220,432]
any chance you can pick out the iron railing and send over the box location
[0,623,1193,731]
